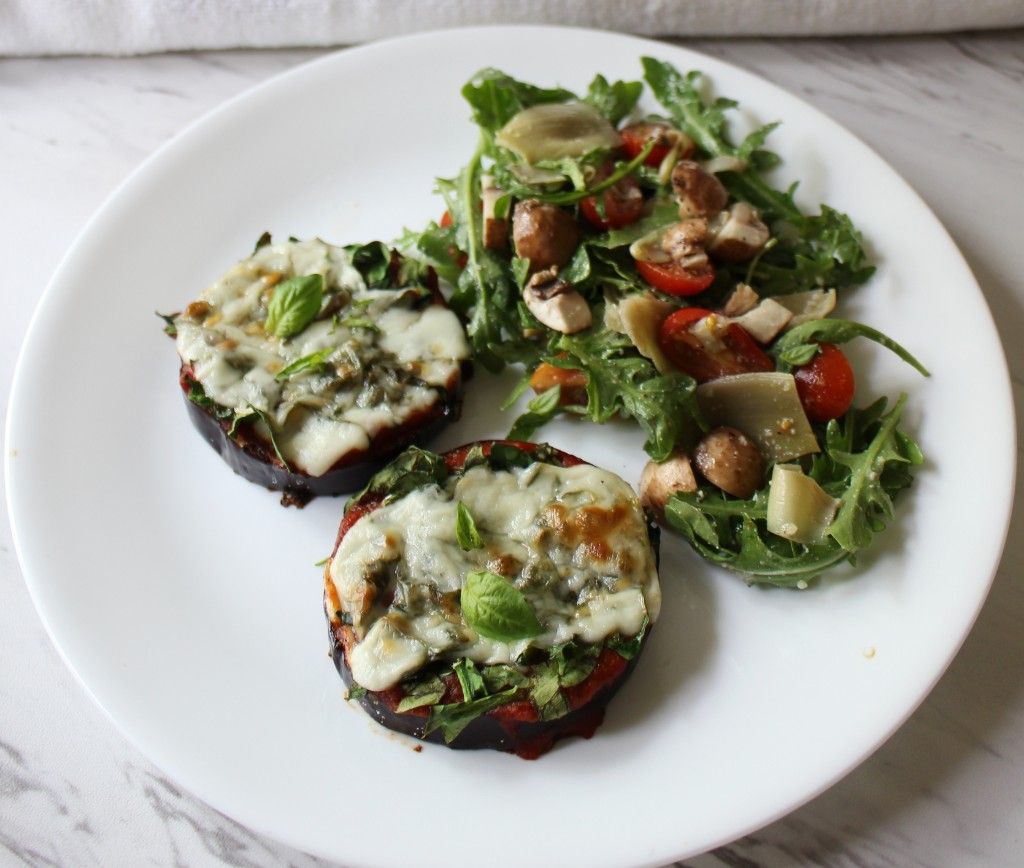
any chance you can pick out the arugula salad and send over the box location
[402,58,927,587]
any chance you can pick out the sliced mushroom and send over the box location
[721,282,760,317]
[640,451,698,522]
[692,426,766,499]
[523,268,592,334]
[733,297,793,344]
[661,218,709,269]
[671,160,729,219]
[708,202,770,262]
[512,199,580,272]
[481,174,507,251]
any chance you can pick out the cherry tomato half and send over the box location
[620,122,694,167]
[579,173,644,230]
[793,343,855,422]
[658,310,772,383]
[439,210,454,228]
[636,258,715,296]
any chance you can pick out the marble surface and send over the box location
[2,30,1022,868]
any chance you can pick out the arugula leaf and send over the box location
[265,273,323,338]
[275,348,334,381]
[461,68,574,134]
[641,57,875,295]
[155,310,179,337]
[772,319,929,376]
[424,688,520,743]
[507,385,562,441]
[455,501,484,551]
[583,74,643,124]
[461,571,543,642]
[665,395,923,586]
[452,658,486,701]
[592,196,678,250]
[553,325,701,461]
[826,394,922,551]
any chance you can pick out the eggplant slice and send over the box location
[324,440,661,759]
[167,238,470,505]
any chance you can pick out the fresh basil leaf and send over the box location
[265,273,323,338]
[155,310,179,337]
[771,319,929,376]
[582,74,643,124]
[424,688,520,743]
[507,385,562,441]
[452,658,486,701]
[461,571,542,642]
[455,501,484,551]
[275,348,334,381]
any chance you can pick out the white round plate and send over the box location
[6,26,1015,868]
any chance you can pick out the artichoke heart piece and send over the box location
[496,103,621,163]
[696,373,819,462]
[766,464,840,545]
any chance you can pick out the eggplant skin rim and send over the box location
[324,439,660,756]
[178,362,468,505]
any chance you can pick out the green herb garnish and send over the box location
[265,273,323,338]
[275,347,334,381]
[461,570,542,642]
[455,501,484,551]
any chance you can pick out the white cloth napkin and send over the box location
[2,0,1021,56]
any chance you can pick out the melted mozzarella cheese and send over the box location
[330,461,661,690]
[174,239,469,476]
